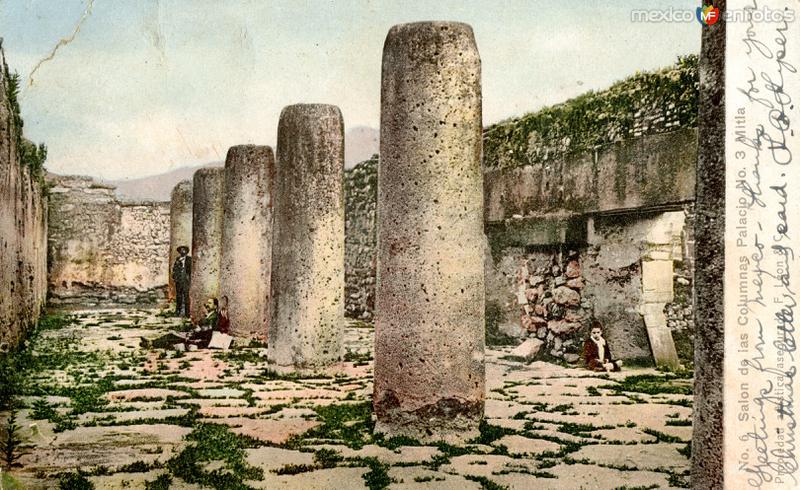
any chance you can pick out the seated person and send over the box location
[142,297,230,351]
[202,298,219,329]
[217,296,231,335]
[582,321,623,372]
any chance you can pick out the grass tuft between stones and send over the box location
[285,401,374,450]
[601,373,693,396]
[464,474,509,490]
[356,456,393,490]
[144,474,172,490]
[57,471,94,490]
[165,423,264,489]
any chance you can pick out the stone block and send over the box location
[645,326,680,370]
[510,338,545,360]
[641,302,668,326]
[499,322,526,339]
[552,286,580,306]
[528,275,545,285]
[642,260,674,303]
[548,320,581,335]
[530,315,547,328]
[520,315,534,332]
[565,259,581,278]
[566,278,585,289]
[208,332,233,350]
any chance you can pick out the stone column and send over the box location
[267,104,345,368]
[694,1,725,487]
[374,22,485,443]
[220,145,275,340]
[189,168,224,324]
[168,180,193,301]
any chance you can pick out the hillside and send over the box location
[104,126,379,201]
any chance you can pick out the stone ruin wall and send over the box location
[46,174,170,307]
[486,204,696,366]
[484,126,697,366]
[482,55,698,171]
[486,246,594,363]
[344,155,377,321]
[344,127,698,366]
[0,46,48,348]
[476,58,698,365]
[43,156,376,315]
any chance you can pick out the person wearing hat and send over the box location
[172,245,192,317]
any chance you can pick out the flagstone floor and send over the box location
[1,309,692,489]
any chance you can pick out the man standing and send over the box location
[172,246,192,317]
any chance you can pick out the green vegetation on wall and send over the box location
[2,48,48,187]
[483,55,698,170]
[344,155,378,212]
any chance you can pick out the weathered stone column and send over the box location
[374,22,485,443]
[267,104,345,368]
[694,1,725,487]
[189,168,224,324]
[220,145,275,339]
[168,180,193,301]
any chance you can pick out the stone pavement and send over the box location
[1,309,692,489]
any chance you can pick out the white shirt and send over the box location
[593,337,607,363]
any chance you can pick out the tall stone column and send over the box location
[374,22,485,443]
[267,104,345,368]
[220,145,275,339]
[168,180,193,301]
[694,1,725,487]
[189,168,224,324]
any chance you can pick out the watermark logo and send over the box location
[631,5,794,24]
[696,4,720,25]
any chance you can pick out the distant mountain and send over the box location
[104,126,378,201]
[106,162,222,202]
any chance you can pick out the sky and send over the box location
[0,0,701,180]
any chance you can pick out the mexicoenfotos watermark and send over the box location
[631,4,795,25]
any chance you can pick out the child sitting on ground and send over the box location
[216,296,230,335]
[582,320,623,372]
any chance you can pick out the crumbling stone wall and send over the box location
[502,247,592,363]
[344,135,698,365]
[482,122,697,366]
[486,207,694,365]
[0,45,47,347]
[479,56,698,367]
[483,55,698,170]
[344,155,377,320]
[47,174,170,306]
